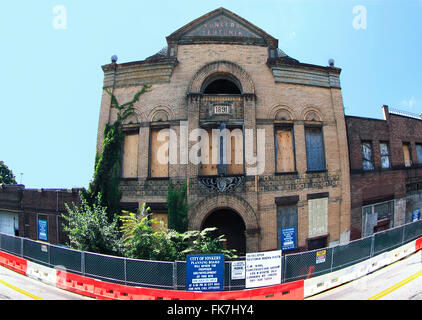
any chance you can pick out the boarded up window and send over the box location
[150,128,169,178]
[403,143,412,167]
[275,128,295,173]
[277,204,298,250]
[305,127,326,171]
[416,144,422,164]
[226,128,243,175]
[361,142,374,171]
[308,197,328,238]
[200,127,243,176]
[200,128,218,176]
[122,134,138,178]
[151,212,168,232]
[380,142,390,169]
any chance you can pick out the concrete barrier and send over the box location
[26,261,57,286]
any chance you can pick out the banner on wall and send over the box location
[245,250,282,288]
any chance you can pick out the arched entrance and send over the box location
[201,208,246,256]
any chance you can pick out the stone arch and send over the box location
[188,61,255,95]
[189,193,259,251]
[268,104,297,120]
[301,106,323,122]
[122,111,141,125]
[147,105,175,122]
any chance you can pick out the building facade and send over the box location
[0,185,82,245]
[346,106,422,240]
[97,8,352,255]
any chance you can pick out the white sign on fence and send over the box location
[231,261,246,280]
[245,250,282,288]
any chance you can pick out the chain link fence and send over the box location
[0,219,421,290]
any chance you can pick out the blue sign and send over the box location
[281,227,297,251]
[412,209,420,222]
[186,254,224,291]
[38,219,48,241]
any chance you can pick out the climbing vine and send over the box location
[82,84,151,221]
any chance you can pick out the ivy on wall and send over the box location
[82,84,151,221]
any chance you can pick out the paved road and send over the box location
[0,265,92,300]
[0,251,421,300]
[307,250,422,300]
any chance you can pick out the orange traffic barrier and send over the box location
[56,270,96,298]
[416,237,422,251]
[0,250,27,275]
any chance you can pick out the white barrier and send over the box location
[304,239,418,298]
[26,261,57,286]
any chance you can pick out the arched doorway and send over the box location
[201,209,246,256]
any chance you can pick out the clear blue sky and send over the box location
[1,0,421,189]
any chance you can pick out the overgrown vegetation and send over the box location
[62,86,237,261]
[167,180,189,233]
[82,84,151,222]
[0,161,17,185]
[63,194,121,256]
[119,203,237,261]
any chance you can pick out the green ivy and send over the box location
[83,84,151,221]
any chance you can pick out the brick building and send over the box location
[346,106,422,240]
[0,185,82,245]
[97,8,352,255]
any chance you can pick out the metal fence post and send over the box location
[173,262,177,290]
[81,251,85,276]
[20,237,23,258]
[124,258,127,286]
[370,234,375,257]
[330,247,335,273]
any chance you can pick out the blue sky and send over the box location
[1,0,421,189]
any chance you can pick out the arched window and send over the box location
[202,74,242,95]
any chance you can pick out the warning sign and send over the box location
[316,250,326,264]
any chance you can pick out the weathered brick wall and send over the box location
[345,113,422,239]
[101,40,351,252]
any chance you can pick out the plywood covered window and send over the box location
[305,127,326,172]
[361,141,374,171]
[226,127,243,175]
[150,128,169,178]
[277,203,298,251]
[275,127,295,173]
[308,197,328,239]
[200,126,243,176]
[200,128,218,176]
[403,143,412,167]
[122,133,139,178]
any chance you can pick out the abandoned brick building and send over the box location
[1,8,420,255]
[96,8,352,255]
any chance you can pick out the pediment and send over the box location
[167,8,278,47]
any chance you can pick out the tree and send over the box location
[62,193,121,256]
[0,161,17,185]
[167,180,189,233]
[83,84,151,221]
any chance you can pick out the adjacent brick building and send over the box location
[346,106,422,240]
[96,8,352,255]
[0,185,82,245]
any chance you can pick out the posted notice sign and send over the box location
[231,261,246,280]
[186,254,224,291]
[38,219,48,241]
[245,250,282,288]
